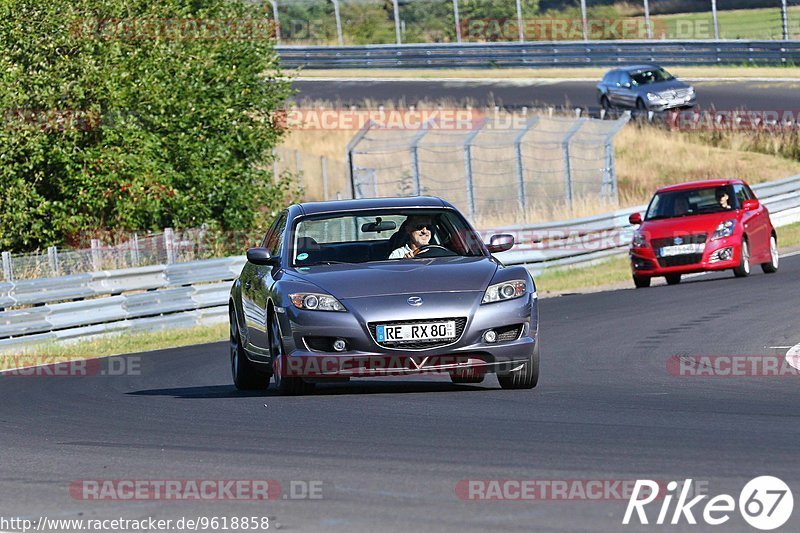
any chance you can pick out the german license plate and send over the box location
[660,244,704,257]
[376,321,456,342]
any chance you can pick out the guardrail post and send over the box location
[346,119,374,199]
[514,116,539,214]
[164,228,175,265]
[463,124,483,220]
[2,251,13,281]
[91,239,102,271]
[47,246,59,276]
[562,119,586,209]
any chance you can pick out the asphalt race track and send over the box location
[1,255,799,532]
[292,79,800,111]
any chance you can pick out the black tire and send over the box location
[665,274,682,285]
[733,238,751,278]
[633,275,651,288]
[450,367,485,384]
[600,95,611,111]
[270,312,314,395]
[230,309,269,390]
[498,340,539,390]
[761,234,779,274]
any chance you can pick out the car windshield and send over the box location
[630,67,674,86]
[290,209,486,266]
[645,186,738,220]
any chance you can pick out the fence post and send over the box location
[515,0,524,42]
[321,156,329,200]
[711,0,719,40]
[643,0,652,39]
[272,147,279,185]
[602,114,631,203]
[463,124,483,220]
[346,120,374,199]
[269,0,280,43]
[410,123,433,196]
[562,119,586,210]
[452,0,462,43]
[2,251,13,281]
[90,239,102,271]
[164,228,175,265]
[331,0,343,45]
[294,150,302,192]
[47,246,59,276]
[579,0,588,41]
[392,0,401,44]
[781,0,789,40]
[130,233,140,267]
[514,116,539,214]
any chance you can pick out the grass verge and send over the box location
[0,322,228,369]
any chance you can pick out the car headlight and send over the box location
[289,292,346,312]
[687,86,695,96]
[646,92,659,101]
[632,231,648,248]
[481,280,526,304]
[711,219,736,240]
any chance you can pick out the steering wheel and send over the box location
[413,245,456,258]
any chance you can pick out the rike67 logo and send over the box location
[623,477,793,530]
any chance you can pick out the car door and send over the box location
[739,184,770,260]
[242,212,286,356]
[618,73,638,108]
[606,72,626,107]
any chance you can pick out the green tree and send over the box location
[0,0,293,251]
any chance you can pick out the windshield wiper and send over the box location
[299,260,354,266]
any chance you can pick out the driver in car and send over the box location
[389,216,433,259]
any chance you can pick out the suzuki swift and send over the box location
[628,179,778,288]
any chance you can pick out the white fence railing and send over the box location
[1,174,799,349]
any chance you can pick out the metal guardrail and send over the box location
[278,40,800,69]
[1,174,799,348]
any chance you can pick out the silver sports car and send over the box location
[229,196,539,394]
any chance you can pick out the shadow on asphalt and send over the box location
[127,380,499,398]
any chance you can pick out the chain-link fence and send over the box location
[346,113,629,226]
[268,0,800,45]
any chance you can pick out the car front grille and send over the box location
[368,317,468,350]
[658,254,704,267]
[652,233,707,249]
[660,89,691,99]
[495,324,523,342]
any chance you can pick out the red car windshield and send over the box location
[645,186,737,220]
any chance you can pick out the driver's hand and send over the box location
[405,248,428,258]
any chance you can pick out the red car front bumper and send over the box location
[629,235,742,277]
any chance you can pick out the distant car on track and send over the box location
[628,179,778,288]
[229,196,540,394]
[597,65,696,112]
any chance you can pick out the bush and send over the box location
[0,0,293,252]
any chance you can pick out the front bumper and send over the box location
[275,292,538,378]
[629,236,741,276]
[648,96,696,111]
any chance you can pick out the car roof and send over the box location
[656,179,743,193]
[296,196,448,216]
[606,64,660,74]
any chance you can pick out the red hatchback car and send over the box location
[628,179,779,288]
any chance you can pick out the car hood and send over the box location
[286,257,498,299]
[643,79,690,92]
[640,211,738,238]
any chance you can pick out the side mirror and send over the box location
[629,212,643,225]
[742,199,759,211]
[246,247,276,265]
[486,234,514,253]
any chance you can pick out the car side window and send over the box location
[733,184,748,207]
[268,213,288,257]
[744,184,757,200]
